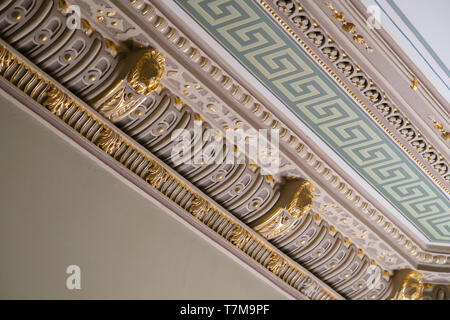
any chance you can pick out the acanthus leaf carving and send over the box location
[230,225,251,249]
[267,253,287,275]
[97,127,123,155]
[189,196,210,220]
[145,161,170,188]
[43,86,73,116]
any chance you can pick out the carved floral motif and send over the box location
[145,161,170,188]
[230,226,251,249]
[0,45,12,68]
[43,86,73,116]
[267,253,287,275]
[97,127,123,155]
[189,197,210,220]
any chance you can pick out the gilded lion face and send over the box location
[128,49,165,96]
[288,180,314,219]
[398,271,424,300]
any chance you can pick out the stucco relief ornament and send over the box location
[97,127,123,155]
[287,180,314,218]
[128,49,165,96]
[145,161,170,189]
[252,179,314,240]
[189,197,210,220]
[396,271,424,300]
[230,226,251,249]
[43,86,73,116]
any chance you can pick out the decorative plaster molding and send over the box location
[59,0,450,280]
[113,0,450,275]
[0,0,398,295]
[7,0,446,284]
[118,0,411,270]
[0,40,342,300]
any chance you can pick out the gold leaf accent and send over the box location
[325,1,372,52]
[0,43,342,300]
[97,128,122,155]
[256,210,295,240]
[300,278,320,298]
[267,253,287,275]
[127,49,165,96]
[58,0,68,10]
[189,197,210,219]
[230,226,251,249]
[442,131,450,141]
[410,76,418,91]
[43,86,72,116]
[81,19,94,36]
[287,180,314,218]
[397,271,424,300]
[0,45,12,69]
[98,87,142,122]
[145,161,170,188]
[428,115,450,142]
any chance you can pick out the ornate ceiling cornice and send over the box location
[1,0,448,297]
[0,40,341,300]
[347,0,450,126]
[38,0,448,282]
[92,0,450,279]
[260,0,450,268]
[115,0,412,270]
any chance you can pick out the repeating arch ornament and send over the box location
[4,0,450,298]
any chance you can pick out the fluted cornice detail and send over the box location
[112,0,450,278]
[0,41,343,299]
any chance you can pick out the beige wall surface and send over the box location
[0,94,288,299]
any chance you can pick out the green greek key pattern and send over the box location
[176,0,450,242]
